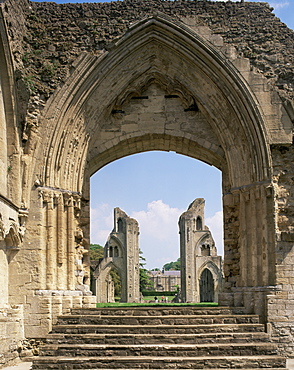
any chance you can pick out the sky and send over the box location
[90,153,223,269]
[30,0,294,269]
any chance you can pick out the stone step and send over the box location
[32,306,286,369]
[56,314,260,326]
[71,306,246,316]
[32,355,287,369]
[52,323,265,334]
[39,342,278,357]
[44,331,271,345]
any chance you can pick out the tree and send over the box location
[163,257,181,271]
[89,244,104,260]
[139,249,153,292]
[110,269,121,297]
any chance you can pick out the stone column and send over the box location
[45,192,56,290]
[220,183,275,315]
[0,75,7,195]
[65,194,75,290]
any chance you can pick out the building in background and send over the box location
[149,269,181,292]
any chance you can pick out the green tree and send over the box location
[110,269,122,297]
[139,249,153,292]
[89,244,104,260]
[163,257,181,271]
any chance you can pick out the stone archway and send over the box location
[200,268,214,303]
[29,15,274,316]
[3,10,293,352]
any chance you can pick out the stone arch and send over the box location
[35,15,271,191]
[94,261,122,303]
[29,14,276,315]
[0,12,21,204]
[195,232,216,258]
[200,268,214,302]
[105,235,124,259]
[198,260,223,303]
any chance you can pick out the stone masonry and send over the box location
[179,199,223,303]
[0,0,294,365]
[93,207,140,303]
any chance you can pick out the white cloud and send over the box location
[90,203,113,246]
[213,0,289,9]
[90,200,224,269]
[132,200,184,269]
[269,1,289,10]
[90,200,184,267]
[132,200,184,242]
[206,211,224,256]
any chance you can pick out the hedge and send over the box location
[141,290,177,296]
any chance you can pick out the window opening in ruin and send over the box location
[196,216,202,230]
[117,218,123,233]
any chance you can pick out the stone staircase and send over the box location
[32,306,287,369]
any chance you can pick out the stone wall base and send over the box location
[219,286,280,321]
[25,291,96,338]
[0,305,25,368]
[219,286,294,357]
[266,292,294,357]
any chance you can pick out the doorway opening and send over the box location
[90,151,223,302]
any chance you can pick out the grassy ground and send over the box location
[96,301,218,308]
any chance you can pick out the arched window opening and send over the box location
[196,216,202,231]
[118,218,123,233]
[201,244,211,257]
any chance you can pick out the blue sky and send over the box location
[90,153,223,269]
[31,0,293,268]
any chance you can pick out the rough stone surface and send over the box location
[0,0,294,366]
[179,198,223,303]
[93,207,140,303]
[31,306,287,369]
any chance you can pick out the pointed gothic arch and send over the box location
[15,13,286,335]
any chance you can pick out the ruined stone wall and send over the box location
[0,305,25,366]
[1,0,294,358]
[2,0,293,105]
[268,145,294,355]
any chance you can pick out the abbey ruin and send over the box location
[0,0,294,366]
[92,200,222,304]
[179,198,223,303]
[93,207,141,303]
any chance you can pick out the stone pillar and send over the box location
[0,75,7,195]
[179,199,222,303]
[45,192,56,290]
[65,195,75,291]
[56,193,66,289]
[220,182,276,318]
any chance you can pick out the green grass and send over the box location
[96,302,218,308]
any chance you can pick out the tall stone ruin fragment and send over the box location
[179,199,223,303]
[93,208,140,303]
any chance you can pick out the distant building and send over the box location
[149,269,181,292]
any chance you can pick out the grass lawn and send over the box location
[96,301,218,308]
